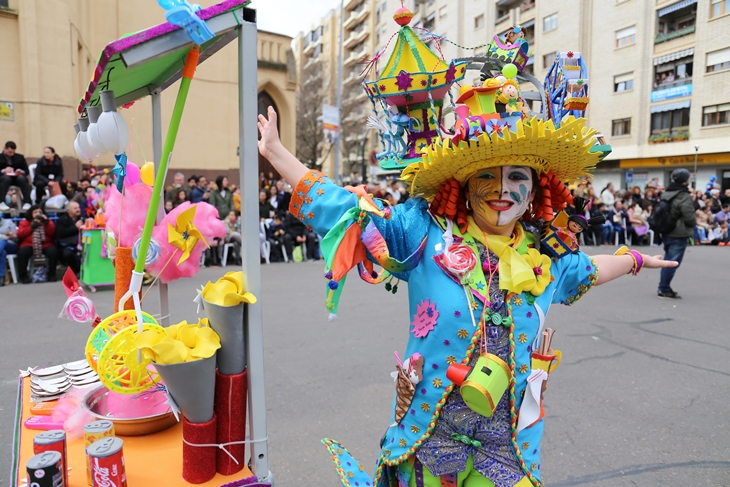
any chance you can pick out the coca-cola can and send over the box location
[26,450,64,487]
[88,437,127,487]
[84,420,115,485]
[33,430,67,487]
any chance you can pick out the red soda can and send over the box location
[84,420,115,485]
[88,437,127,487]
[33,430,67,487]
[26,450,64,487]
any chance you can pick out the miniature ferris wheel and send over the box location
[543,51,589,127]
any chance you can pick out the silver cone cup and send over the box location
[202,298,246,375]
[154,355,216,423]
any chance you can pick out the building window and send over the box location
[439,5,448,18]
[616,26,636,48]
[614,72,634,92]
[656,1,696,44]
[474,14,484,29]
[702,103,730,126]
[711,0,730,18]
[706,47,730,73]
[650,107,690,137]
[612,118,631,136]
[653,56,693,89]
[543,13,558,32]
[542,52,556,69]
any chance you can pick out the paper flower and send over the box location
[410,299,439,338]
[201,271,257,307]
[442,244,477,284]
[521,248,551,296]
[134,318,221,365]
[167,205,208,265]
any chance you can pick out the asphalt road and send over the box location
[1,244,729,486]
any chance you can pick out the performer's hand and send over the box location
[641,253,678,269]
[257,106,281,161]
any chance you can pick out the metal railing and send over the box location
[654,25,695,44]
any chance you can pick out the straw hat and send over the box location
[401,116,602,201]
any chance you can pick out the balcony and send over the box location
[344,49,367,67]
[495,13,510,26]
[655,25,695,44]
[344,4,369,30]
[344,24,369,49]
[648,130,689,144]
[520,2,535,13]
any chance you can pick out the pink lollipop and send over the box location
[124,162,141,187]
[61,294,97,323]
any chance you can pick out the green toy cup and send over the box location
[460,354,511,418]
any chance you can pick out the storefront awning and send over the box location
[654,48,694,65]
[658,0,697,17]
[650,100,690,113]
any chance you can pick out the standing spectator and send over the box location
[231,184,241,213]
[268,185,279,212]
[0,141,31,211]
[171,189,188,209]
[190,175,208,203]
[55,201,83,276]
[165,172,189,202]
[274,179,291,210]
[600,182,615,207]
[222,210,242,265]
[209,176,233,219]
[187,175,198,192]
[16,205,58,283]
[34,147,65,204]
[0,214,18,286]
[657,168,696,299]
[259,189,273,220]
[284,212,320,261]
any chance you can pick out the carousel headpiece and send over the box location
[365,8,467,172]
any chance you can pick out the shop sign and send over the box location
[0,102,13,121]
[650,83,692,102]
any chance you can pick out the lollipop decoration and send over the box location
[132,237,161,266]
[59,292,97,323]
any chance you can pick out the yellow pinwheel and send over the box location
[167,205,208,264]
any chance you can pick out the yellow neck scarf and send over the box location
[466,216,539,294]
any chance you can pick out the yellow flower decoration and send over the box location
[513,295,523,306]
[457,329,469,339]
[531,462,537,471]
[446,356,457,365]
[411,425,420,434]
[348,472,354,479]
[521,248,551,296]
[201,271,258,306]
[167,205,209,265]
[518,333,528,344]
[432,378,442,388]
[135,318,221,364]
[421,402,430,412]
[522,442,530,450]
[519,364,529,374]
[399,438,406,447]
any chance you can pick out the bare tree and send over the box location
[339,65,371,179]
[296,59,326,168]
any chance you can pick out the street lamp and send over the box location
[693,144,700,189]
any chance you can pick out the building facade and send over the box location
[0,0,296,185]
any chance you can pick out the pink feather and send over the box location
[146,202,226,283]
[51,386,96,440]
[104,183,153,248]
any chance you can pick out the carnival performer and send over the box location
[258,107,676,487]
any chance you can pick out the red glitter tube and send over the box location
[214,368,247,475]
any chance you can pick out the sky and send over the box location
[254,0,342,38]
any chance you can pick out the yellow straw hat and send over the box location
[401,115,601,201]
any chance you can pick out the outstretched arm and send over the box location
[592,252,677,286]
[258,107,309,185]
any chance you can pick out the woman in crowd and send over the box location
[34,147,65,204]
[231,184,241,213]
[172,188,188,209]
[16,205,58,283]
[600,182,615,206]
[209,176,234,220]
[627,203,649,245]
[268,184,279,212]
[222,210,242,266]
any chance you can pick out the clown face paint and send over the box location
[467,166,534,228]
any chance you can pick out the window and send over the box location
[703,103,730,126]
[542,52,556,69]
[474,14,484,29]
[439,5,448,18]
[653,57,693,88]
[706,47,730,73]
[651,107,690,136]
[616,26,636,48]
[711,0,730,18]
[614,72,634,92]
[543,13,558,32]
[612,118,631,136]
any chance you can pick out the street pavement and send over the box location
[1,245,729,486]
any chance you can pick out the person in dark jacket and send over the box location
[657,168,696,299]
[34,147,65,203]
[190,175,209,203]
[0,141,31,211]
[208,176,233,219]
[55,201,83,276]
[284,211,320,261]
[259,189,273,220]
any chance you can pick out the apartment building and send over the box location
[366,0,730,191]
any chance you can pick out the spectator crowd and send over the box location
[2,137,728,287]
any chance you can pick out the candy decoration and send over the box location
[62,294,97,323]
[132,237,161,266]
[140,162,155,186]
